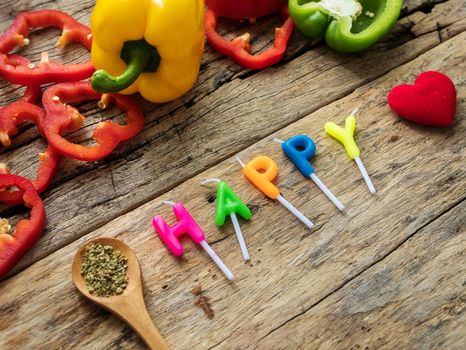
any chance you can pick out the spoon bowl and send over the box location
[72,237,169,350]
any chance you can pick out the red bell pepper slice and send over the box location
[0,101,45,146]
[205,4,294,70]
[3,55,42,104]
[0,10,94,86]
[0,174,46,278]
[42,81,145,161]
[0,101,59,205]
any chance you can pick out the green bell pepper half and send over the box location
[288,0,402,52]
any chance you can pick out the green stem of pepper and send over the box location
[91,39,160,93]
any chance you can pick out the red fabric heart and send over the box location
[387,71,456,127]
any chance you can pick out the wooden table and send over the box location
[0,0,465,349]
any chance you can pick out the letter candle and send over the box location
[152,201,234,280]
[324,109,376,194]
[201,179,252,261]
[236,155,314,230]
[273,135,345,211]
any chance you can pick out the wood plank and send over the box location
[258,201,466,350]
[1,31,464,349]
[2,0,465,275]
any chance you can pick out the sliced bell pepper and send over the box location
[2,55,42,104]
[0,10,94,85]
[288,0,402,52]
[21,84,41,105]
[205,1,294,70]
[42,81,144,162]
[0,101,59,205]
[0,174,46,279]
[90,0,205,103]
[0,101,44,146]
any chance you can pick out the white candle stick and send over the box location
[230,212,250,261]
[355,156,376,194]
[309,173,345,210]
[199,240,234,280]
[276,195,314,229]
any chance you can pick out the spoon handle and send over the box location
[117,297,170,350]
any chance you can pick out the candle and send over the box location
[152,201,234,280]
[201,178,252,261]
[324,109,376,194]
[274,135,345,211]
[236,155,314,229]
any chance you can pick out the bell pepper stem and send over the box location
[91,40,159,93]
[91,57,147,93]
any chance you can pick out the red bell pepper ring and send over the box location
[42,81,145,161]
[0,174,46,279]
[0,10,94,86]
[0,101,59,205]
[0,101,45,146]
[205,4,294,70]
[21,84,41,105]
[0,63,43,147]
[0,55,42,105]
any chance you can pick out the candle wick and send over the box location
[235,156,245,168]
[351,108,359,117]
[273,137,284,144]
[162,200,176,207]
[200,178,221,185]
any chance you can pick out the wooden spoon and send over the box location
[72,237,170,350]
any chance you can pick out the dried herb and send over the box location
[81,243,128,297]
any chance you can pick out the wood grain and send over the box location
[258,201,466,350]
[1,0,465,276]
[0,28,464,349]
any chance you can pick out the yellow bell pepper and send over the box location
[90,0,204,103]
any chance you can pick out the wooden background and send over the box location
[0,0,465,349]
